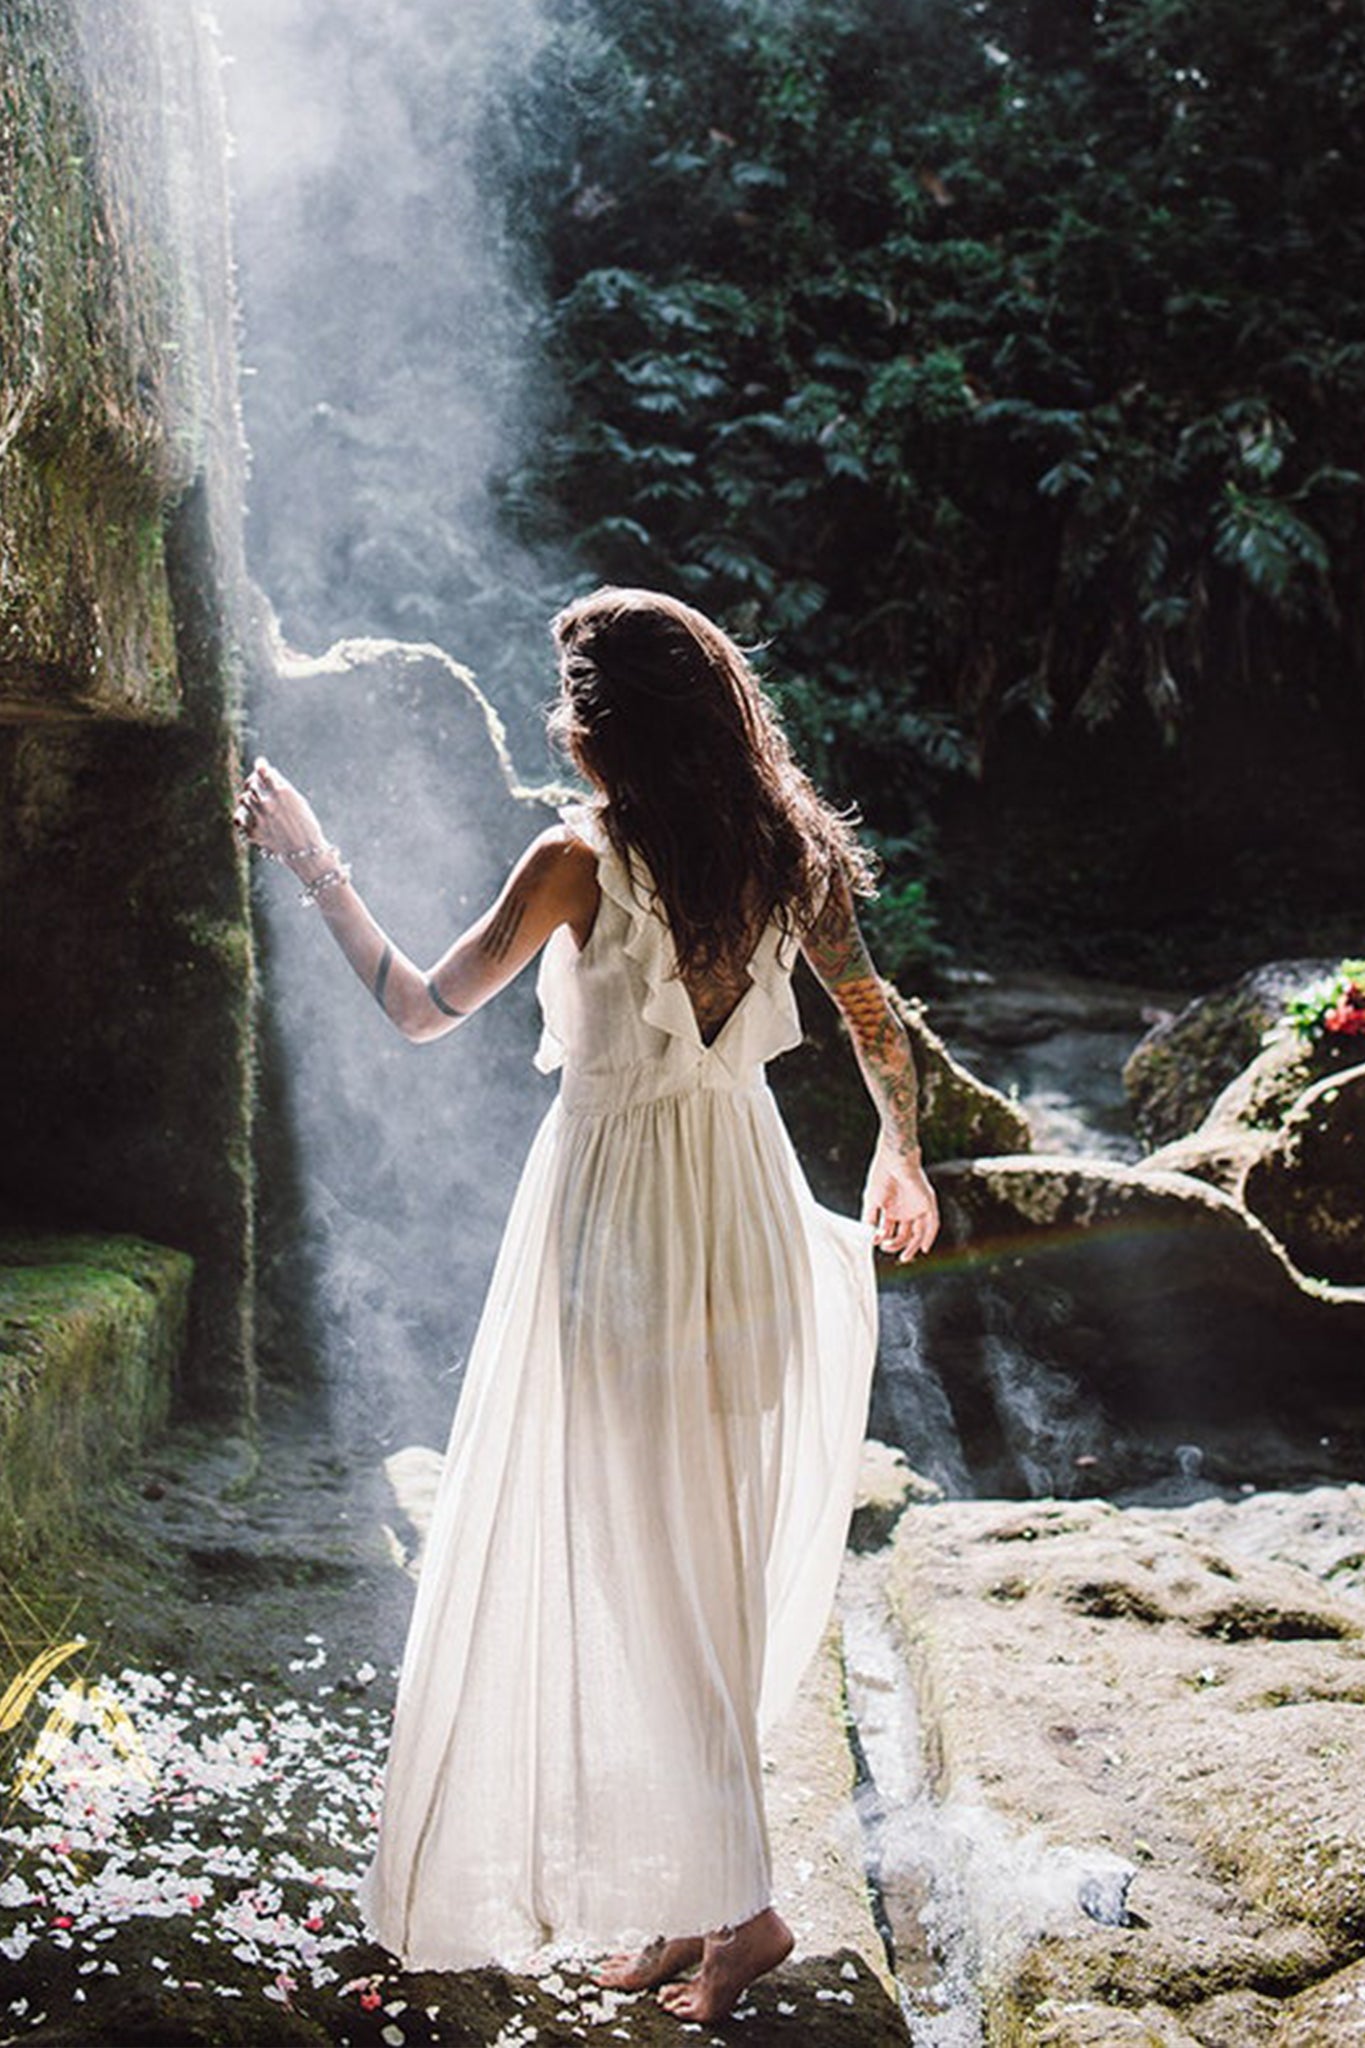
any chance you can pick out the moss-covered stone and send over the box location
[0,0,230,718]
[1242,1063,1365,1286]
[0,3,256,1417]
[1122,962,1336,1148]
[0,1228,191,1567]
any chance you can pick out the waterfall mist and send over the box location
[211,0,573,1447]
[216,0,560,757]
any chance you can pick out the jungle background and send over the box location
[234,0,1365,991]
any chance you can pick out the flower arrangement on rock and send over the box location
[1285,960,1365,1043]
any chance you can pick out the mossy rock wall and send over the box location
[0,0,230,716]
[0,1229,192,1566]
[0,2,255,1416]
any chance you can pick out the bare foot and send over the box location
[656,1907,793,2021]
[595,1934,704,1990]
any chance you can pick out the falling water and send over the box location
[212,0,571,1451]
[870,1287,1117,1503]
[977,1301,1112,1499]
[868,1293,974,1500]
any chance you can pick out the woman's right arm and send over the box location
[800,874,940,1261]
[234,757,598,1043]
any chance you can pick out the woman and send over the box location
[233,587,938,2020]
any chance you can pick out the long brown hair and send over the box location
[549,587,875,976]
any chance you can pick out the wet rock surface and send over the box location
[879,1487,1365,2046]
[0,1392,906,2044]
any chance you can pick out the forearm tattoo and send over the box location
[835,977,921,1153]
[479,889,526,963]
[372,942,393,1015]
[806,886,920,1154]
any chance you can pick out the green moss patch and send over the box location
[0,1230,191,1568]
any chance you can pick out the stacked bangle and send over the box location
[262,841,334,867]
[297,851,352,907]
[255,838,351,905]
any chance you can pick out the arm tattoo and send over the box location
[425,975,466,1020]
[835,977,921,1153]
[372,942,393,1014]
[422,882,527,1023]
[807,883,920,1152]
[479,889,526,963]
[804,882,878,989]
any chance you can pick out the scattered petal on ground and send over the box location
[0,1655,388,2023]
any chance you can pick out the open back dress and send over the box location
[356,804,878,1969]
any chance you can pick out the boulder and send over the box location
[1135,1026,1321,1193]
[1136,1127,1265,1198]
[1193,1026,1355,1142]
[1240,1064,1365,1286]
[1123,964,1335,1148]
[850,1438,943,1552]
[873,1157,1365,1501]
[880,1490,1365,2045]
[1139,1035,1365,1289]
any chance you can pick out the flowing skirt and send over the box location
[356,1078,877,1970]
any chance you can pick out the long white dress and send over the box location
[356,806,878,1970]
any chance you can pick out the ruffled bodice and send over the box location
[534,803,804,1114]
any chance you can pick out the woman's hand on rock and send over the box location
[863,1139,940,1262]
[232,756,328,861]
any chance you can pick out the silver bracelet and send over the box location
[299,860,352,907]
[262,840,334,866]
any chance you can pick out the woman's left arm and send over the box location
[799,871,941,1262]
[234,756,596,1043]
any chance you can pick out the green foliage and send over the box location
[484,0,1365,826]
[1284,962,1365,1047]
[859,832,949,987]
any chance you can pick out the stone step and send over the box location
[0,1229,193,1566]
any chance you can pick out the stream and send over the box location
[835,969,1176,2041]
[929,965,1183,1163]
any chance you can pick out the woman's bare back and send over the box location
[676,890,767,1044]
